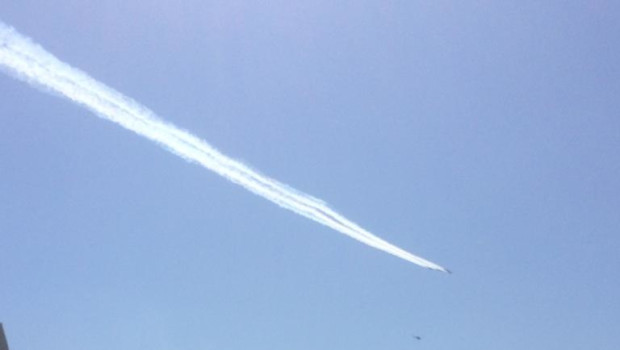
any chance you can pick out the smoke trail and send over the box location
[0,22,448,272]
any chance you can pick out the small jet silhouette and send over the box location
[412,335,422,340]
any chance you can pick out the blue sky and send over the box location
[1,1,619,349]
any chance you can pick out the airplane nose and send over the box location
[0,323,9,350]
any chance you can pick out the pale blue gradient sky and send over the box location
[1,1,619,349]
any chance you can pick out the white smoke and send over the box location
[0,22,448,272]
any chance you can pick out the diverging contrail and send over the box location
[0,22,448,272]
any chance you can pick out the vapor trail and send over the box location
[0,22,448,272]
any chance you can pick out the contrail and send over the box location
[0,22,448,272]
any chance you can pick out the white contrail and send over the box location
[0,22,448,272]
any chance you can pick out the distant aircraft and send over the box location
[0,323,9,350]
[413,335,422,340]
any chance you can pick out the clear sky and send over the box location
[1,1,619,349]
